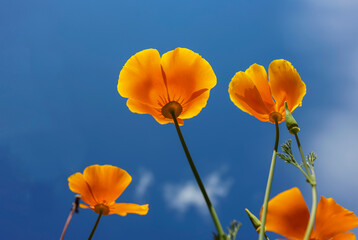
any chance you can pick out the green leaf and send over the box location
[306,152,317,166]
[226,220,241,240]
[278,140,297,165]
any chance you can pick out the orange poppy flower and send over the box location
[117,48,216,125]
[262,187,358,240]
[228,60,306,123]
[68,165,149,216]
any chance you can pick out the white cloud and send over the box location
[284,1,358,50]
[282,3,358,235]
[307,0,357,7]
[135,169,154,199]
[308,47,358,197]
[163,168,233,215]
[288,0,358,200]
[345,47,358,104]
[300,4,358,187]
[310,111,358,195]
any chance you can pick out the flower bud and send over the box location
[245,208,261,232]
[284,101,300,134]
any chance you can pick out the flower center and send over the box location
[94,204,110,215]
[161,101,183,119]
[269,112,282,123]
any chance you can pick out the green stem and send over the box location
[171,113,225,239]
[294,134,311,177]
[259,120,279,240]
[294,164,311,181]
[303,184,317,240]
[88,212,103,240]
[294,133,317,240]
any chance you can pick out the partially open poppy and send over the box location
[68,164,148,216]
[262,187,358,240]
[117,48,217,125]
[228,60,306,123]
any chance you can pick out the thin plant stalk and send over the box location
[259,120,279,240]
[88,212,103,240]
[294,134,311,176]
[171,112,225,240]
[303,184,317,240]
[60,195,80,240]
[294,133,317,240]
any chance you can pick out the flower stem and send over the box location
[60,195,80,240]
[294,134,311,177]
[171,113,225,240]
[294,133,317,240]
[304,184,317,240]
[88,212,103,240]
[259,120,279,240]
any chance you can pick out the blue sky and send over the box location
[1,0,358,239]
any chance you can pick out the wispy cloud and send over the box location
[308,48,358,197]
[286,5,358,236]
[163,168,233,215]
[307,0,357,7]
[285,1,358,51]
[283,5,358,238]
[310,112,358,195]
[292,2,358,196]
[135,169,154,199]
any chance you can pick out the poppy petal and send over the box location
[229,71,275,122]
[245,64,275,109]
[312,197,358,240]
[126,99,171,124]
[79,203,93,209]
[109,203,149,216]
[118,49,168,110]
[268,59,306,115]
[83,165,132,204]
[180,89,210,119]
[68,172,97,206]
[262,187,310,240]
[161,48,216,118]
[331,232,356,240]
[127,99,184,125]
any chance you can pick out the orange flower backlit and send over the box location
[117,48,216,125]
[262,187,358,240]
[228,60,306,123]
[68,165,148,216]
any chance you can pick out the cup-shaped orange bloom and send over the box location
[117,48,217,125]
[262,187,358,240]
[68,165,149,216]
[228,60,306,123]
